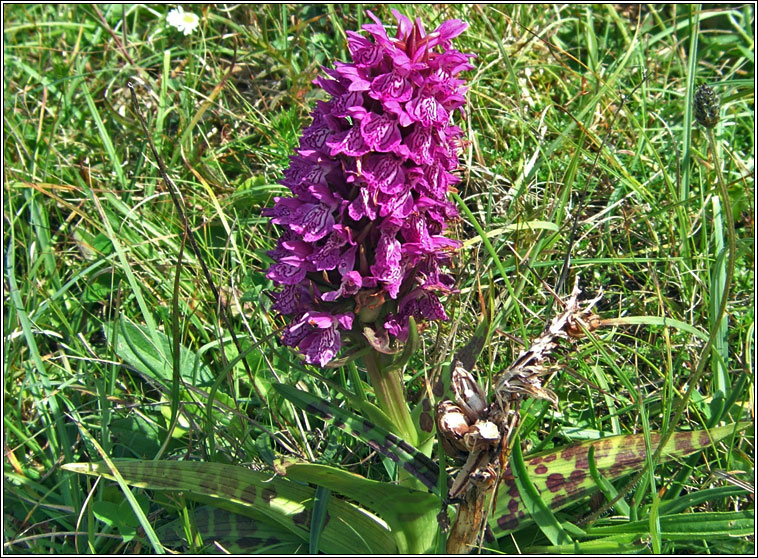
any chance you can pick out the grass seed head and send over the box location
[694,84,720,129]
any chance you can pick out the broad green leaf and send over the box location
[106,315,215,387]
[276,458,440,554]
[158,505,305,554]
[62,460,396,554]
[491,422,751,536]
[93,495,149,543]
[106,317,260,454]
[587,444,630,517]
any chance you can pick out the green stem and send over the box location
[363,350,417,446]
[707,127,736,318]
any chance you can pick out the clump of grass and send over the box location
[4,4,753,554]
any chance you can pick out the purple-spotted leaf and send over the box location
[490,422,751,536]
[62,460,396,554]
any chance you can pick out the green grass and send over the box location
[4,4,754,554]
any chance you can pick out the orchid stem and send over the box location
[363,350,417,446]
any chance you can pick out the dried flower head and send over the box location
[694,84,720,129]
[264,10,474,366]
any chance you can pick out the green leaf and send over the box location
[300,368,398,436]
[527,533,641,554]
[511,437,573,546]
[106,315,215,387]
[70,426,165,553]
[658,486,749,516]
[491,422,751,536]
[309,486,330,554]
[92,500,121,528]
[585,510,754,540]
[158,505,305,554]
[273,383,441,495]
[62,460,396,554]
[587,445,630,517]
[386,316,420,372]
[275,459,440,554]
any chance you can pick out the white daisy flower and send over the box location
[166,6,200,36]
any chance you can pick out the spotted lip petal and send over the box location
[264,10,471,366]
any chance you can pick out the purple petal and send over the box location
[311,234,346,271]
[293,204,334,242]
[337,245,358,276]
[301,326,340,367]
[433,19,468,43]
[262,197,303,226]
[360,112,402,152]
[418,291,448,321]
[322,271,362,302]
[371,231,404,298]
[335,312,354,330]
[335,62,372,91]
[369,70,413,103]
[273,284,309,314]
[329,90,364,118]
[404,125,435,164]
[392,9,414,40]
[348,187,377,221]
[306,312,338,329]
[347,31,384,67]
[377,189,414,219]
[362,10,394,49]
[298,126,332,157]
[282,316,310,347]
[327,125,370,157]
[267,262,307,285]
[406,91,448,127]
[363,154,405,195]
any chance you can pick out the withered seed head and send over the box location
[451,365,488,422]
[463,420,501,452]
[436,400,471,455]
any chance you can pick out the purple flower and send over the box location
[264,9,473,366]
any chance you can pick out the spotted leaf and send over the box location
[490,422,752,536]
[62,460,396,554]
